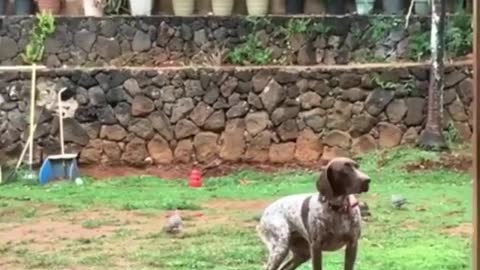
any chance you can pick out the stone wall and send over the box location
[0,15,471,67]
[0,64,473,167]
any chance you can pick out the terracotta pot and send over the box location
[285,0,304,14]
[0,0,5,14]
[212,0,233,15]
[196,0,210,14]
[15,0,34,14]
[246,0,268,15]
[62,0,83,15]
[129,0,153,15]
[382,0,403,14]
[83,0,103,16]
[36,0,61,14]
[154,0,173,14]
[325,0,346,14]
[355,0,375,15]
[270,0,285,14]
[304,0,324,14]
[172,0,194,15]
[233,0,247,14]
[414,0,430,15]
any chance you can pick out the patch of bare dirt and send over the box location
[0,218,117,246]
[442,223,473,237]
[403,153,472,173]
[0,203,60,222]
[0,259,21,270]
[81,161,323,180]
[0,197,270,253]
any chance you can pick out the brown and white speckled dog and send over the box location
[257,157,371,270]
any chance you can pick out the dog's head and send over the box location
[316,157,370,199]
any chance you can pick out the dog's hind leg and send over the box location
[277,254,309,270]
[259,222,291,270]
[266,243,290,270]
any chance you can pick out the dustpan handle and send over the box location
[58,88,67,155]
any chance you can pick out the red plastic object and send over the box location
[188,169,202,188]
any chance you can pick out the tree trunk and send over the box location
[417,0,448,150]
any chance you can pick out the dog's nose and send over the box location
[364,178,371,183]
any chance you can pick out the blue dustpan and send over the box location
[38,88,81,185]
[39,154,80,185]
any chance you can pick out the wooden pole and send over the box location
[28,64,37,169]
[0,65,47,71]
[473,0,479,268]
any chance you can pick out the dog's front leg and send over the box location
[344,240,358,270]
[310,243,322,270]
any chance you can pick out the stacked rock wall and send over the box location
[0,64,473,166]
[0,15,471,67]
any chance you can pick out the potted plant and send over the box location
[382,0,403,14]
[285,0,305,14]
[83,0,103,16]
[246,0,268,15]
[63,0,84,15]
[22,11,56,64]
[323,0,345,14]
[196,0,211,15]
[35,0,61,14]
[129,0,153,15]
[15,0,34,14]
[212,0,234,15]
[414,0,430,15]
[172,0,195,15]
[0,0,5,14]
[355,0,375,15]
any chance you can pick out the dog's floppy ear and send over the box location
[316,165,335,199]
[317,161,350,198]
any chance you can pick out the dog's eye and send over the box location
[347,162,358,169]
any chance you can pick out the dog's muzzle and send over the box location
[360,179,370,192]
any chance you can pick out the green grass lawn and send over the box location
[0,148,472,270]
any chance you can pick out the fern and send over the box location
[22,11,56,64]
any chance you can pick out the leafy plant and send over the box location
[406,14,472,60]
[371,74,416,92]
[444,122,459,145]
[312,21,332,37]
[366,17,402,44]
[229,33,273,65]
[445,14,472,57]
[407,31,430,61]
[229,18,273,65]
[22,11,55,64]
[246,16,272,30]
[281,18,312,40]
[371,74,398,90]
[350,24,364,44]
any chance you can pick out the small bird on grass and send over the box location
[391,194,407,209]
[359,201,371,218]
[163,209,183,235]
